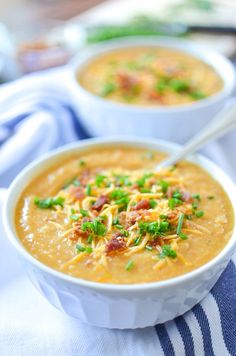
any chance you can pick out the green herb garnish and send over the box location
[70,214,80,221]
[159,180,169,194]
[125,260,134,271]
[134,236,142,246]
[176,213,184,235]
[79,160,86,167]
[168,197,182,209]
[82,218,107,236]
[34,196,64,209]
[139,221,169,236]
[149,199,157,209]
[80,208,89,217]
[192,193,201,201]
[95,174,107,187]
[190,91,206,100]
[87,235,93,244]
[207,196,215,200]
[179,232,188,240]
[86,184,92,196]
[76,244,93,253]
[136,173,153,188]
[145,245,153,251]
[101,82,116,96]
[195,210,204,218]
[159,244,177,259]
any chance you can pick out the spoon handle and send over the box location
[158,100,236,169]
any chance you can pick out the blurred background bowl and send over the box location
[68,36,236,143]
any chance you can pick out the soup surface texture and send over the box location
[78,47,223,106]
[16,147,233,284]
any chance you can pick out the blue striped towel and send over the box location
[0,68,235,356]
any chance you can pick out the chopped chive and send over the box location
[160,214,168,220]
[95,174,107,187]
[168,197,182,209]
[87,235,93,244]
[149,199,157,209]
[125,260,134,271]
[192,193,201,201]
[134,236,142,246]
[186,214,192,220]
[179,232,188,240]
[112,217,119,225]
[101,82,116,97]
[115,224,123,229]
[190,91,206,100]
[159,180,169,194]
[195,210,204,218]
[192,202,198,210]
[176,213,184,235]
[86,184,92,196]
[140,188,150,193]
[79,159,85,167]
[76,244,86,252]
[207,196,215,200]
[34,196,64,209]
[70,214,80,221]
[86,246,93,253]
[80,208,89,217]
[159,245,177,259]
[145,245,153,251]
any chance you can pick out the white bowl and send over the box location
[3,137,236,329]
[67,37,236,143]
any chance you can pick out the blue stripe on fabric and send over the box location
[155,324,175,356]
[175,315,195,356]
[211,261,236,356]
[192,304,214,356]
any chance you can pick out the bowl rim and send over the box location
[3,136,236,292]
[68,36,236,113]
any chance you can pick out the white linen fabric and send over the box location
[0,68,235,356]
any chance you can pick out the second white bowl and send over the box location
[67,37,236,143]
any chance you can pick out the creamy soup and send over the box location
[15,147,233,284]
[78,47,223,106]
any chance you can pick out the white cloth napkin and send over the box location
[0,68,236,356]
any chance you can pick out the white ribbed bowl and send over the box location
[67,37,236,143]
[3,137,236,329]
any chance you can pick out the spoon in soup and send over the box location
[156,101,236,170]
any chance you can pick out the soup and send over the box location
[15,147,233,284]
[78,47,223,106]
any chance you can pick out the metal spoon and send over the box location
[156,101,236,170]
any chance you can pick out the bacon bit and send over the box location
[167,187,192,203]
[148,90,164,103]
[125,210,150,228]
[132,199,150,211]
[149,237,161,248]
[105,233,127,256]
[70,186,85,201]
[69,217,92,241]
[92,195,108,211]
[117,73,139,91]
[118,211,127,226]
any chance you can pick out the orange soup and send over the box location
[15,147,233,284]
[78,47,223,106]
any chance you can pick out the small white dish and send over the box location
[3,137,236,329]
[67,37,236,143]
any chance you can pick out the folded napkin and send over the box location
[0,68,236,356]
